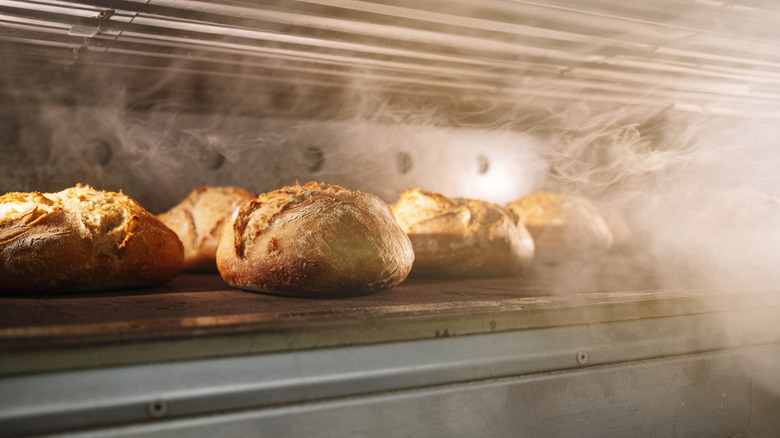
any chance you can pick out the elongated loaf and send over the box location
[217,182,414,297]
[158,186,255,271]
[505,192,613,264]
[0,184,184,293]
[392,189,535,278]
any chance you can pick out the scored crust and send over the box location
[158,186,256,271]
[0,184,184,293]
[505,192,613,264]
[216,181,414,297]
[392,189,535,278]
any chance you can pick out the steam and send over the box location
[519,101,780,290]
[4,67,780,290]
[3,50,780,295]
[3,8,780,295]
[0,73,549,213]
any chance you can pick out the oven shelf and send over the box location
[2,271,777,375]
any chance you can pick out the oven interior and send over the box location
[2,1,780,436]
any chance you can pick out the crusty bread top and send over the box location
[392,188,510,239]
[1,184,149,260]
[506,192,606,227]
[1,184,184,293]
[505,192,614,261]
[391,188,535,277]
[157,185,255,269]
[232,181,393,258]
[219,181,414,296]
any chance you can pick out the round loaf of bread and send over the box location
[505,192,613,264]
[158,186,256,271]
[216,182,414,297]
[0,184,184,293]
[392,189,535,278]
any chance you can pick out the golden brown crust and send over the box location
[157,186,256,271]
[392,189,535,278]
[0,185,184,293]
[505,192,613,264]
[216,182,414,297]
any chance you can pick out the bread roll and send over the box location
[392,189,535,278]
[217,182,414,297]
[505,192,613,264]
[158,186,255,271]
[0,184,184,293]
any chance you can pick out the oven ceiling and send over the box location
[2,0,780,117]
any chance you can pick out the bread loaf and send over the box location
[505,192,613,264]
[216,182,414,297]
[0,184,184,293]
[392,189,535,278]
[158,186,255,271]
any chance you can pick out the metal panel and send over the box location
[0,107,545,211]
[2,303,779,436]
[4,0,780,115]
[50,348,780,438]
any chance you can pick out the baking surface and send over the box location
[0,272,771,345]
[1,271,778,375]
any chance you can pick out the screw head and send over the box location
[477,154,490,174]
[576,350,589,365]
[397,151,413,174]
[148,399,168,418]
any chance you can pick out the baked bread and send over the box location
[216,182,414,297]
[505,192,613,264]
[158,186,256,271]
[0,184,184,293]
[391,189,535,278]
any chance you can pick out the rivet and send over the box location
[86,139,113,166]
[148,399,168,418]
[576,350,589,365]
[304,146,324,172]
[205,152,226,170]
[477,154,489,174]
[397,151,413,174]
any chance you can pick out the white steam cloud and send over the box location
[3,82,780,296]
